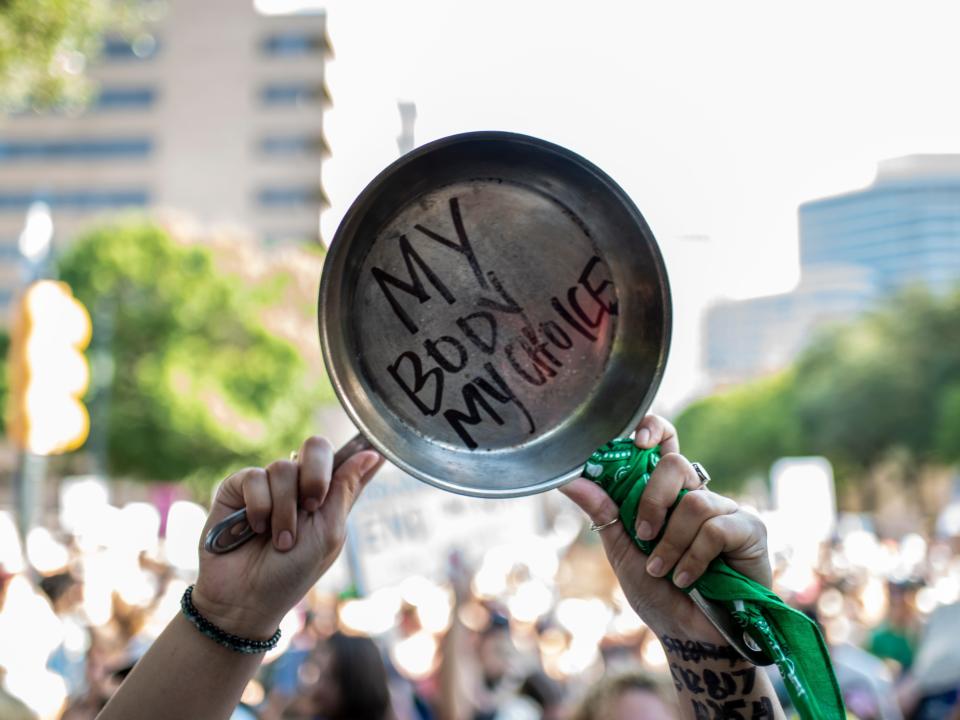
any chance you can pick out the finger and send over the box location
[559,478,646,565]
[267,460,299,552]
[644,490,737,579]
[672,513,757,589]
[320,450,383,531]
[205,467,268,530]
[241,468,272,534]
[298,436,333,513]
[634,414,680,454]
[560,477,620,528]
[634,453,701,540]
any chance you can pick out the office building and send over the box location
[705,156,960,387]
[800,155,960,295]
[704,264,877,386]
[0,0,331,309]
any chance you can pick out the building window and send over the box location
[0,139,153,162]
[257,187,322,207]
[261,32,325,56]
[259,134,327,156]
[0,190,149,212]
[95,87,157,110]
[260,82,327,106]
[101,34,159,60]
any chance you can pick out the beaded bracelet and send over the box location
[180,585,281,654]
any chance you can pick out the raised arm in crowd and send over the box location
[95,416,785,720]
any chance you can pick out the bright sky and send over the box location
[261,0,960,411]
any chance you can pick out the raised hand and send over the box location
[192,437,383,638]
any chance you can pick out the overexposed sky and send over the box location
[261,0,960,410]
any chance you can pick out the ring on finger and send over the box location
[590,517,620,532]
[690,462,711,489]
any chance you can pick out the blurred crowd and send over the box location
[1,485,960,720]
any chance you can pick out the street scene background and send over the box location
[1,1,959,718]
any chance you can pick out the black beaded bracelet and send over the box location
[180,585,281,654]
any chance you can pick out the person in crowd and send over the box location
[570,671,678,720]
[899,600,960,720]
[308,632,392,720]
[867,581,919,676]
[92,417,786,720]
[259,612,323,720]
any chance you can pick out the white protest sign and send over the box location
[347,463,544,591]
[770,457,836,564]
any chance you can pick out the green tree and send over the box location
[793,288,960,472]
[674,372,802,493]
[0,0,141,109]
[57,221,322,485]
[675,285,960,496]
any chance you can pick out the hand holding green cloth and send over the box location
[581,438,845,720]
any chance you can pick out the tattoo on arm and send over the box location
[661,636,779,720]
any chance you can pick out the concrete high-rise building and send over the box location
[0,0,331,309]
[704,156,960,388]
[704,264,877,386]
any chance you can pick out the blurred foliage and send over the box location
[57,221,322,485]
[0,0,143,110]
[673,372,803,491]
[676,286,960,494]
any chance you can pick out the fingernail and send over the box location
[636,429,651,447]
[646,556,664,576]
[637,520,653,539]
[253,520,266,534]
[277,530,294,551]
[305,499,320,513]
[674,571,691,588]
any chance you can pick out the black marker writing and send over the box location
[372,234,456,335]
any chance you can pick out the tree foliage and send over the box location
[0,0,141,109]
[675,286,960,494]
[57,221,323,484]
[674,372,802,494]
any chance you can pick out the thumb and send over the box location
[321,450,383,524]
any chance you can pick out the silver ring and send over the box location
[590,517,620,532]
[690,462,711,489]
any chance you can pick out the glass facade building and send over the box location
[705,156,960,387]
[800,156,960,295]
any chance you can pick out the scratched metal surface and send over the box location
[320,132,671,497]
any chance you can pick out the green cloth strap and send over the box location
[581,439,845,720]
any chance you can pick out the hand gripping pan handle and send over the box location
[204,433,372,554]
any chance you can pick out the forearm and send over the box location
[96,613,263,720]
[660,634,786,720]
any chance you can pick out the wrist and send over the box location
[657,632,784,720]
[658,633,749,669]
[190,583,282,640]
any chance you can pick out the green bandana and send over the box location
[582,439,845,720]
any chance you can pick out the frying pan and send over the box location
[205,131,671,553]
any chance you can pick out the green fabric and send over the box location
[582,438,845,720]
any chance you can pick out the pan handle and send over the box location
[203,433,373,554]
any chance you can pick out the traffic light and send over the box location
[7,280,92,456]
